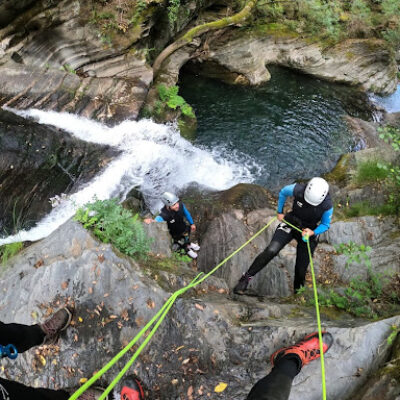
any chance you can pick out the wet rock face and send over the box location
[0,0,39,28]
[0,109,117,234]
[0,220,399,400]
[0,0,153,123]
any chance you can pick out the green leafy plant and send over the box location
[0,242,23,266]
[168,0,181,29]
[335,241,372,268]
[378,126,400,216]
[342,201,395,218]
[75,198,151,259]
[298,0,343,40]
[299,266,395,319]
[130,0,147,26]
[157,84,195,118]
[354,160,389,185]
[379,126,400,151]
[387,325,400,345]
[172,251,193,263]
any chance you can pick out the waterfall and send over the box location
[0,108,258,245]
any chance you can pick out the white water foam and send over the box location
[0,108,258,244]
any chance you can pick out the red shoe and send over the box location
[121,377,145,400]
[271,331,333,368]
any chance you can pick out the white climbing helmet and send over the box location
[161,192,179,206]
[304,177,329,206]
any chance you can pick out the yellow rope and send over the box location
[69,217,277,400]
[283,218,327,400]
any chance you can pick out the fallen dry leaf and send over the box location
[214,382,227,393]
[195,303,204,311]
[147,299,155,309]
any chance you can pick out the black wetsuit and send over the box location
[247,184,333,291]
[159,202,191,248]
[0,321,70,400]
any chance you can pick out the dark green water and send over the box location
[180,65,371,189]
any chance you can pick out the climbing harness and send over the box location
[0,344,18,360]
[70,216,327,400]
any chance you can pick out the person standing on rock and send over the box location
[144,192,200,259]
[234,177,333,295]
[246,331,333,400]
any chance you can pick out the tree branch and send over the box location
[153,0,257,76]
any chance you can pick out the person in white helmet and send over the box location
[144,192,200,259]
[233,177,333,295]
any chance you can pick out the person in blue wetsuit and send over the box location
[144,192,200,259]
[234,177,333,295]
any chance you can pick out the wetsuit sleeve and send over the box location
[155,216,164,222]
[313,207,333,235]
[277,184,296,213]
[182,204,194,225]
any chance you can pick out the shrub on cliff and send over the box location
[75,198,151,259]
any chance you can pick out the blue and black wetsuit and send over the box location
[247,183,333,291]
[155,202,194,248]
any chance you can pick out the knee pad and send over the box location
[265,241,281,257]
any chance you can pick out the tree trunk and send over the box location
[153,0,257,76]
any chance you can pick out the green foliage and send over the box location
[379,126,400,151]
[381,0,400,18]
[354,160,389,185]
[157,85,195,118]
[349,0,373,36]
[299,266,395,319]
[298,0,343,40]
[130,0,147,26]
[335,241,372,268]
[75,198,151,259]
[172,251,193,263]
[378,163,400,215]
[168,0,181,29]
[387,325,400,345]
[257,2,285,21]
[0,242,23,266]
[343,201,395,218]
[378,126,400,216]
[383,26,400,48]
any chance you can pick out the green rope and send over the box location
[282,218,327,400]
[69,217,277,400]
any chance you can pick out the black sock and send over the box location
[274,354,302,379]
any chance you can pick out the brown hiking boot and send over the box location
[40,306,73,344]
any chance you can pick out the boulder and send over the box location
[143,221,172,258]
[352,333,400,400]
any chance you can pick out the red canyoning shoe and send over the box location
[271,331,333,367]
[120,377,145,400]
